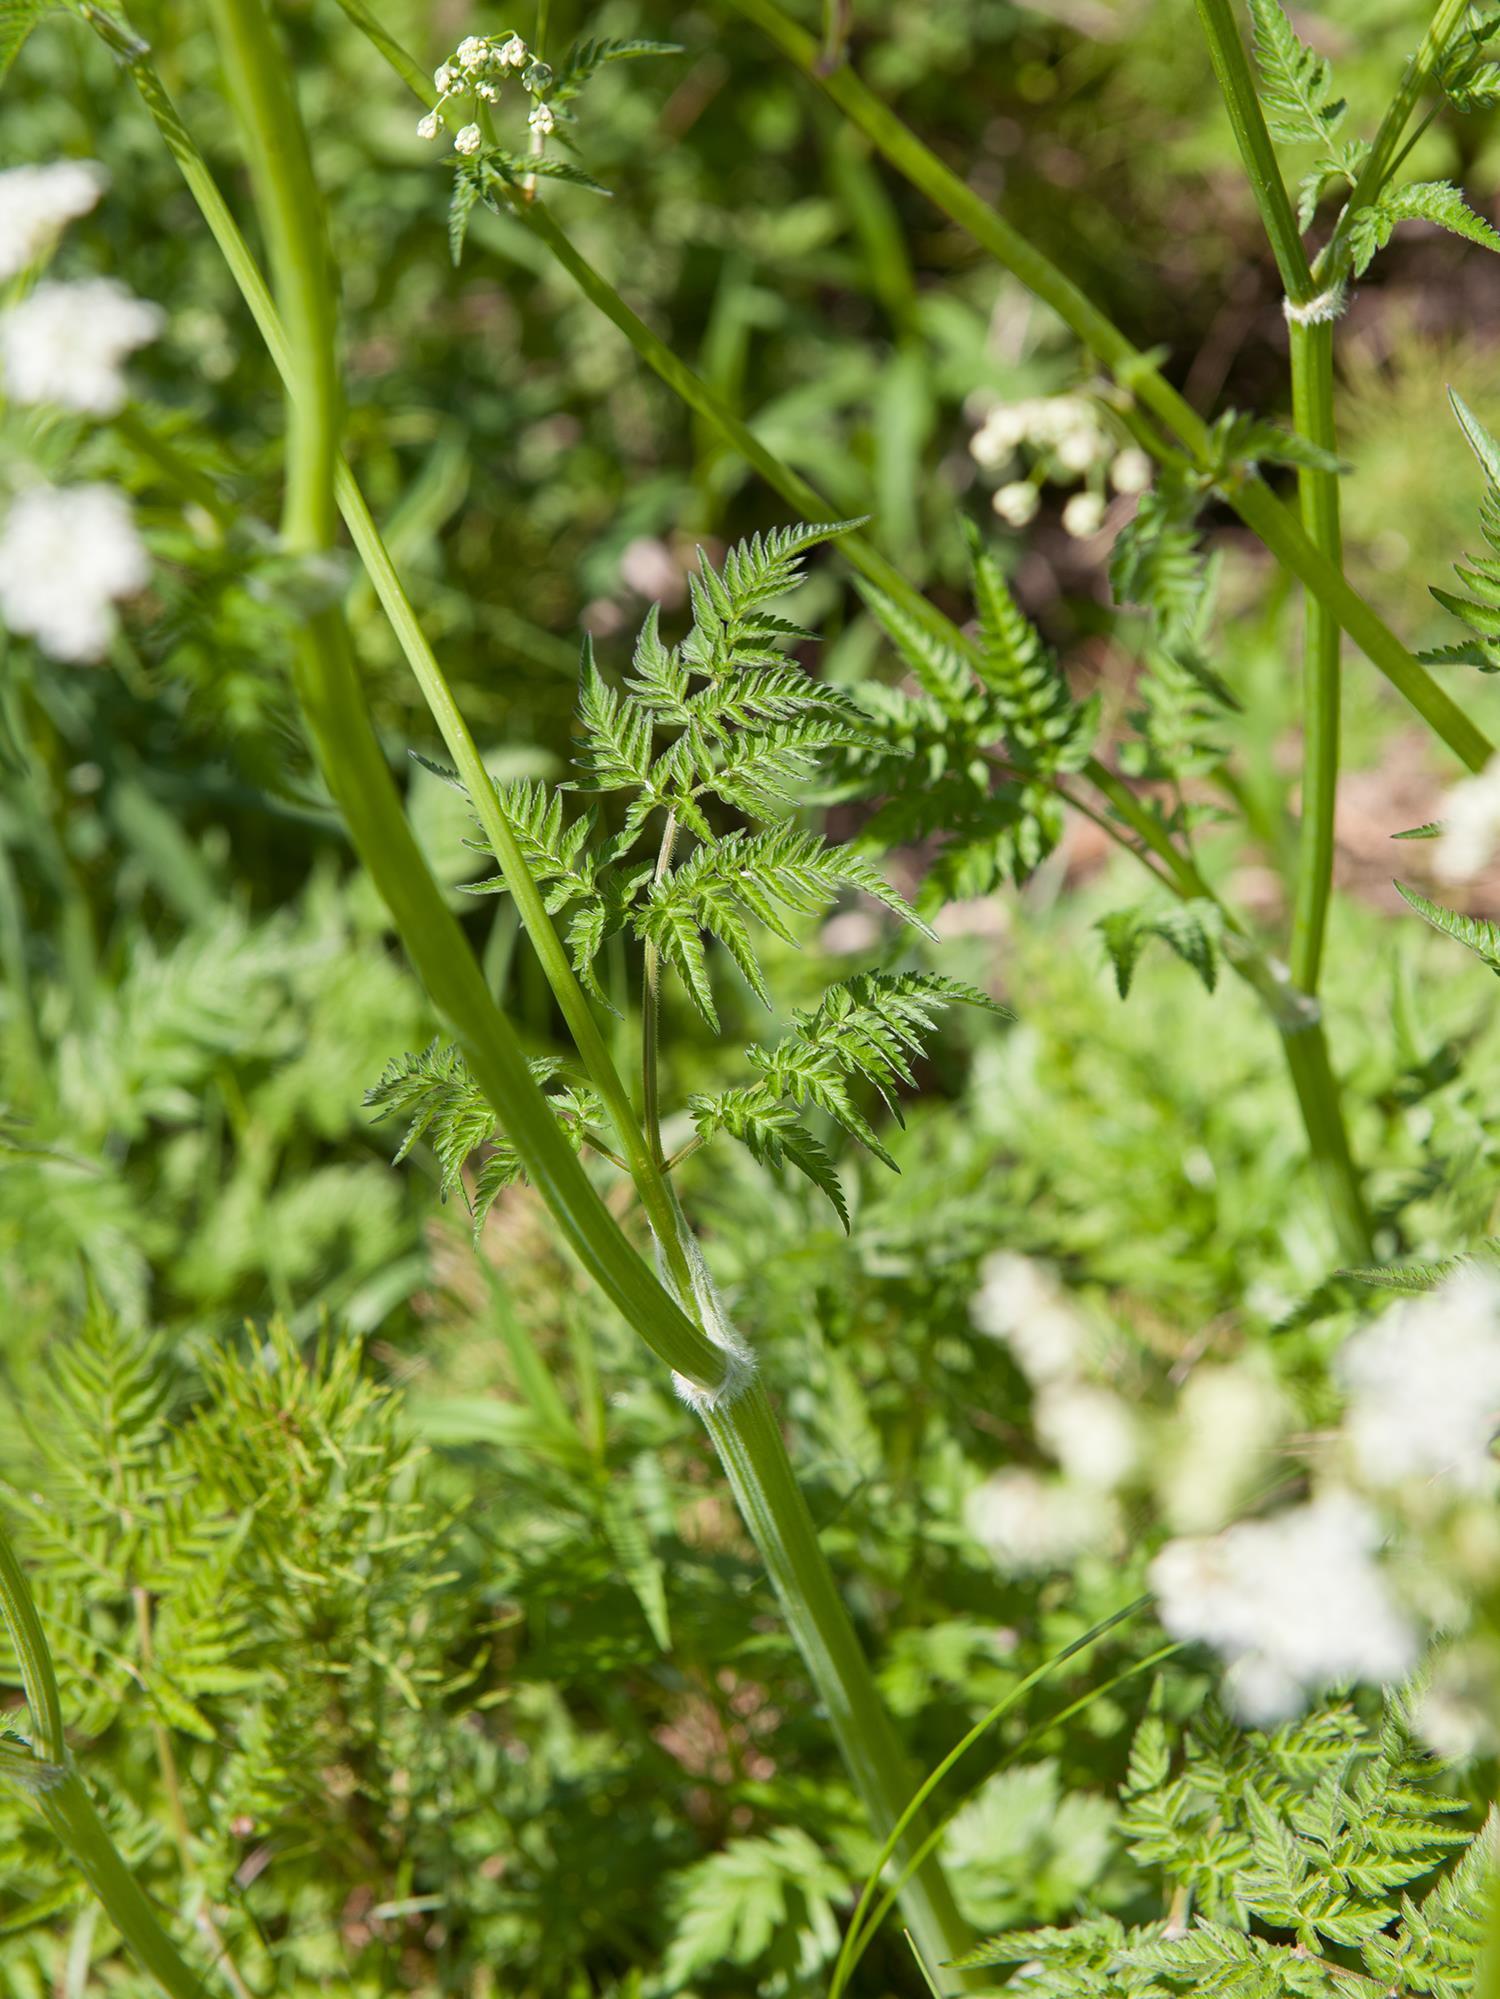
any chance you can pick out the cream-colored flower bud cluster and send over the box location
[1152,1265,1500,1743]
[417,30,555,155]
[0,161,154,663]
[970,391,1152,539]
[964,1252,1142,1574]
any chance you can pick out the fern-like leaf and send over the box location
[1349,180,1500,276]
[1395,880,1500,975]
[1248,0,1346,145]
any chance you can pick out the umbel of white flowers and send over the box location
[1,278,162,416]
[0,485,150,662]
[0,159,107,281]
[1152,1265,1500,1729]
[417,30,550,149]
[0,160,157,662]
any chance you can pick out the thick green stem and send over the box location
[1279,1016,1371,1263]
[199,0,721,1388]
[1287,319,1343,995]
[1193,0,1315,304]
[724,0,1494,775]
[196,0,975,1971]
[701,1378,978,1987]
[1190,3,1368,1257]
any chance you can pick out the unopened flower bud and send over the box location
[1062,491,1105,539]
[1110,446,1153,494]
[454,123,483,155]
[528,101,555,136]
[417,111,440,139]
[434,63,456,92]
[497,33,527,66]
[992,481,1039,528]
[456,36,487,68]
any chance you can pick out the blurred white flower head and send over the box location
[1150,1490,1418,1721]
[966,1468,1113,1574]
[1,278,163,416]
[454,124,483,156]
[1338,1266,1500,1493]
[1110,446,1153,494]
[0,484,150,662]
[1061,491,1106,539]
[970,1250,1084,1386]
[528,101,555,137]
[970,394,1111,477]
[0,160,107,282]
[1035,1383,1139,1490]
[497,34,528,68]
[1159,1362,1288,1532]
[1432,754,1500,881]
[992,481,1039,528]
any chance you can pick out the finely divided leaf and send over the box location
[1349,180,1500,277]
[1395,881,1500,975]
[1248,0,1346,145]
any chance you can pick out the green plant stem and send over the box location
[703,1378,979,1990]
[0,1525,212,1999]
[725,0,1493,776]
[642,810,679,1166]
[1189,1,1365,1251]
[197,0,722,1390]
[195,0,977,1973]
[1280,1010,1370,1259]
[1193,0,1315,304]
[832,1634,1180,1998]
[104,14,704,1307]
[1286,319,1343,995]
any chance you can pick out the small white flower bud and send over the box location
[1061,491,1105,539]
[456,35,487,69]
[528,101,555,136]
[434,63,456,92]
[992,481,1039,528]
[476,80,499,100]
[1110,446,1153,494]
[497,33,527,66]
[454,123,483,155]
[1055,423,1105,473]
[416,111,440,140]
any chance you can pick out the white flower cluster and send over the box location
[1151,1492,1417,1723]
[966,1252,1140,1573]
[1,278,163,416]
[0,163,156,662]
[970,392,1152,538]
[0,485,150,662]
[1337,1266,1500,1494]
[0,160,106,282]
[417,30,550,152]
[1431,753,1500,883]
[1151,1266,1500,1732]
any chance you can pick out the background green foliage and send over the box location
[4,0,1500,1992]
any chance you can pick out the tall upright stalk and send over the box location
[0,1525,213,1999]
[196,0,976,1977]
[1192,0,1368,1253]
